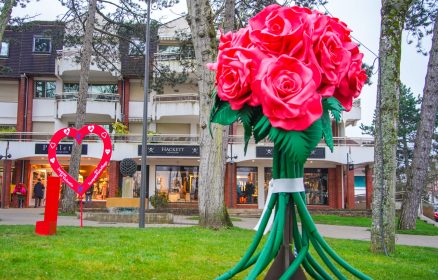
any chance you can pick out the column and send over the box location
[108,161,120,198]
[25,77,34,133]
[224,162,236,208]
[346,166,355,209]
[335,165,343,209]
[16,76,26,132]
[123,79,130,126]
[327,168,337,208]
[365,165,373,209]
[1,160,12,208]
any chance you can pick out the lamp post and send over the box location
[0,141,11,209]
[139,0,152,228]
[226,137,237,207]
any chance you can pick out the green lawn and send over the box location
[0,225,437,279]
[308,215,438,236]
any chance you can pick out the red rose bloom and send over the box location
[215,47,266,110]
[249,4,313,59]
[334,50,367,111]
[253,55,322,130]
[219,27,252,51]
[313,27,352,97]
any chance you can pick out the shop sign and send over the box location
[35,143,88,155]
[138,145,200,157]
[256,146,325,159]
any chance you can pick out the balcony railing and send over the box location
[0,132,373,147]
[56,92,120,102]
[0,132,199,144]
[228,135,374,147]
[153,93,198,102]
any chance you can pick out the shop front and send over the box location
[137,144,200,205]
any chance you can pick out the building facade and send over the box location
[0,18,374,210]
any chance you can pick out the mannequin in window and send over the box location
[245,174,255,204]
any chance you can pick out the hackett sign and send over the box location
[138,145,200,157]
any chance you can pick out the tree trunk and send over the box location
[223,0,235,33]
[399,14,438,230]
[61,0,97,213]
[186,0,232,229]
[0,0,15,44]
[371,0,412,254]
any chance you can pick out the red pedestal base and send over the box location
[35,177,60,236]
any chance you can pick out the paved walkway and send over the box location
[1,208,437,249]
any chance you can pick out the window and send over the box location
[33,36,52,53]
[63,83,118,100]
[155,165,199,203]
[237,167,258,205]
[63,83,117,94]
[264,168,328,205]
[0,42,9,57]
[34,81,56,98]
[129,38,145,56]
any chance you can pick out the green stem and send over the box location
[294,192,372,280]
[246,203,281,279]
[216,193,279,280]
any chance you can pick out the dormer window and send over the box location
[129,38,144,56]
[0,42,9,57]
[33,36,52,53]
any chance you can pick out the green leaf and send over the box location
[238,105,254,155]
[268,120,323,164]
[323,97,345,123]
[253,115,271,143]
[209,92,239,133]
[321,110,334,152]
[208,90,220,137]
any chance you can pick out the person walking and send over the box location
[33,179,45,208]
[13,183,27,208]
[85,185,93,205]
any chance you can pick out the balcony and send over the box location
[0,102,17,124]
[0,131,373,165]
[343,99,362,126]
[55,92,121,120]
[56,49,120,80]
[151,93,199,121]
[228,135,374,165]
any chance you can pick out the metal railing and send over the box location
[56,92,120,102]
[0,132,199,144]
[153,93,198,102]
[228,135,374,147]
[0,132,373,146]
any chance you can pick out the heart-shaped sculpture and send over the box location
[48,125,112,195]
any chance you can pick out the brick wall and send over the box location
[108,161,120,198]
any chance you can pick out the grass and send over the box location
[309,215,438,236]
[0,225,437,280]
[188,216,242,222]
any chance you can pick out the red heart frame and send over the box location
[48,124,112,195]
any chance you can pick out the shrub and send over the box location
[149,192,168,208]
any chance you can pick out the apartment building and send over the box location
[0,18,374,210]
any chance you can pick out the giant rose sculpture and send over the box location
[209,5,370,280]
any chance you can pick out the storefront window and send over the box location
[236,167,258,205]
[155,166,198,203]
[264,168,328,205]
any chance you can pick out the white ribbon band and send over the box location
[271,178,304,193]
[254,178,304,234]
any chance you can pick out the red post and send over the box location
[35,177,61,235]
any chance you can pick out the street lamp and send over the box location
[226,137,238,206]
[139,0,152,228]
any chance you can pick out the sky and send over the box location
[10,0,432,137]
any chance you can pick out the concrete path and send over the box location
[1,208,437,249]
